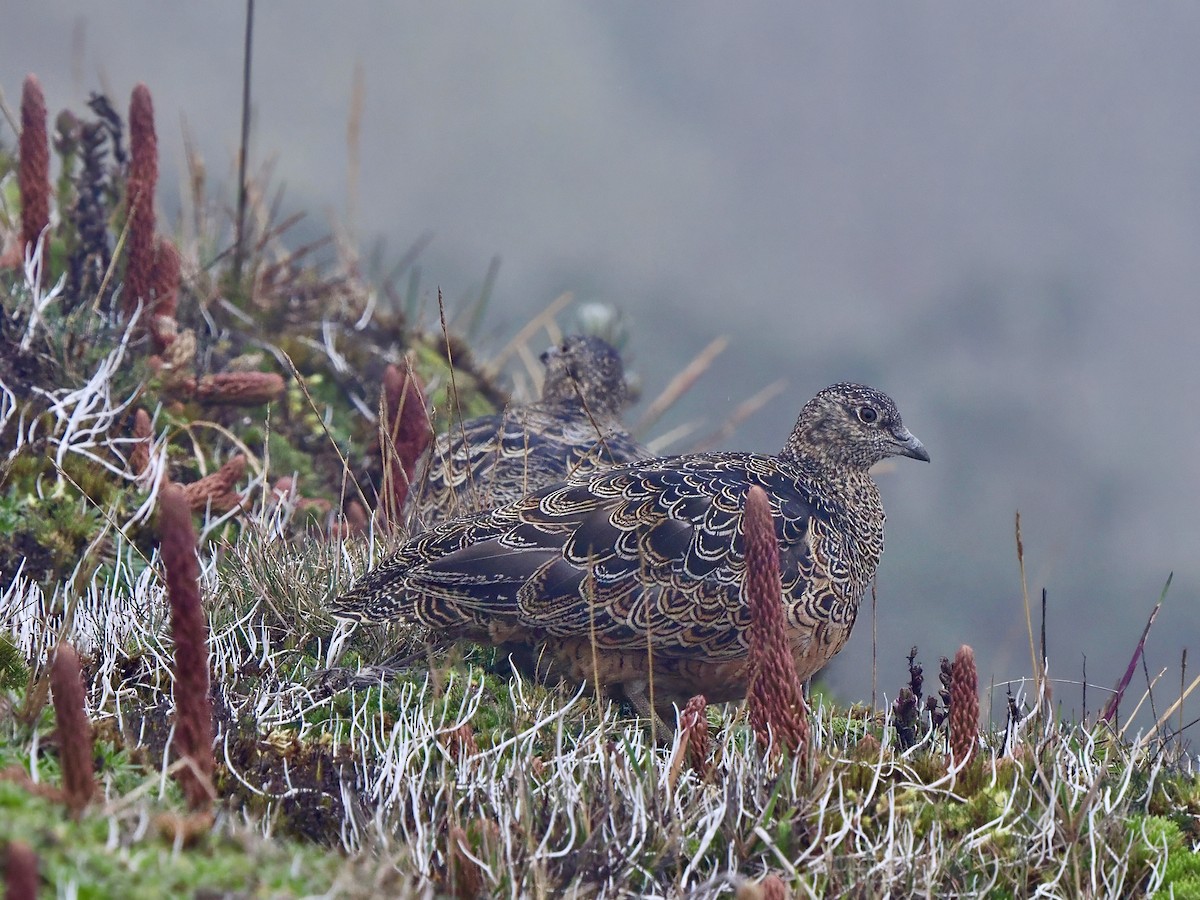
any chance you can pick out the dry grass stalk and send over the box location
[949,644,979,766]
[3,840,38,900]
[634,335,728,434]
[180,454,246,513]
[49,642,95,816]
[380,360,432,526]
[744,485,810,763]
[124,83,158,319]
[18,74,50,255]
[157,483,215,812]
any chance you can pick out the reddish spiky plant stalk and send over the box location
[129,408,153,476]
[18,74,51,256]
[4,840,38,900]
[678,694,712,778]
[744,485,810,763]
[949,644,979,766]
[149,237,180,352]
[49,642,96,816]
[181,453,246,513]
[157,483,215,812]
[189,372,285,406]
[380,360,432,526]
[440,723,479,763]
[447,825,485,899]
[759,874,790,900]
[124,83,158,320]
[345,500,369,535]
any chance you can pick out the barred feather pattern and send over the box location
[408,335,646,527]
[334,383,928,716]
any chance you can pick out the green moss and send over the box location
[0,635,28,689]
[0,785,346,898]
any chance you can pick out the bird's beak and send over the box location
[539,345,559,365]
[891,427,930,462]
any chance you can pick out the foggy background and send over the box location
[5,4,1197,723]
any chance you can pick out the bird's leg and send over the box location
[622,681,675,741]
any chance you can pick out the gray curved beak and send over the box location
[892,427,930,462]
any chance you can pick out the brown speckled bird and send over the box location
[334,383,928,730]
[406,334,646,528]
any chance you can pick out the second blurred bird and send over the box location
[405,334,647,528]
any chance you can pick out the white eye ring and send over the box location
[857,405,879,424]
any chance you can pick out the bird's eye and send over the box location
[857,405,879,424]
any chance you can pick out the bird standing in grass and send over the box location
[406,334,646,528]
[336,383,928,731]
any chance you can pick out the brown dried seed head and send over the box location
[447,825,485,899]
[440,723,479,763]
[736,873,791,900]
[181,454,247,512]
[678,694,712,778]
[149,238,181,351]
[949,643,979,766]
[192,372,285,406]
[19,74,50,254]
[344,500,370,535]
[129,408,153,476]
[49,642,95,816]
[380,361,432,525]
[744,485,810,762]
[124,83,158,319]
[759,874,791,900]
[4,840,39,900]
[157,483,215,812]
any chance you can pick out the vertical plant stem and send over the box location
[1015,511,1040,696]
[233,0,256,287]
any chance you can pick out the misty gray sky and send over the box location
[4,4,1198,717]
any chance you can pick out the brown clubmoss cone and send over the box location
[440,723,479,763]
[190,371,285,406]
[345,500,369,533]
[4,840,38,900]
[380,360,432,525]
[736,873,790,900]
[124,83,158,319]
[678,694,712,778]
[19,74,50,255]
[129,408,153,476]
[744,486,810,763]
[157,483,215,811]
[949,644,979,766]
[446,825,485,899]
[49,642,95,816]
[149,237,180,351]
[760,873,790,900]
[181,454,246,513]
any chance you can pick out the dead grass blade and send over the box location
[634,336,728,435]
[690,377,787,452]
[1100,573,1170,725]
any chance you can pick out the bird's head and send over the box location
[539,334,631,416]
[784,383,930,469]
